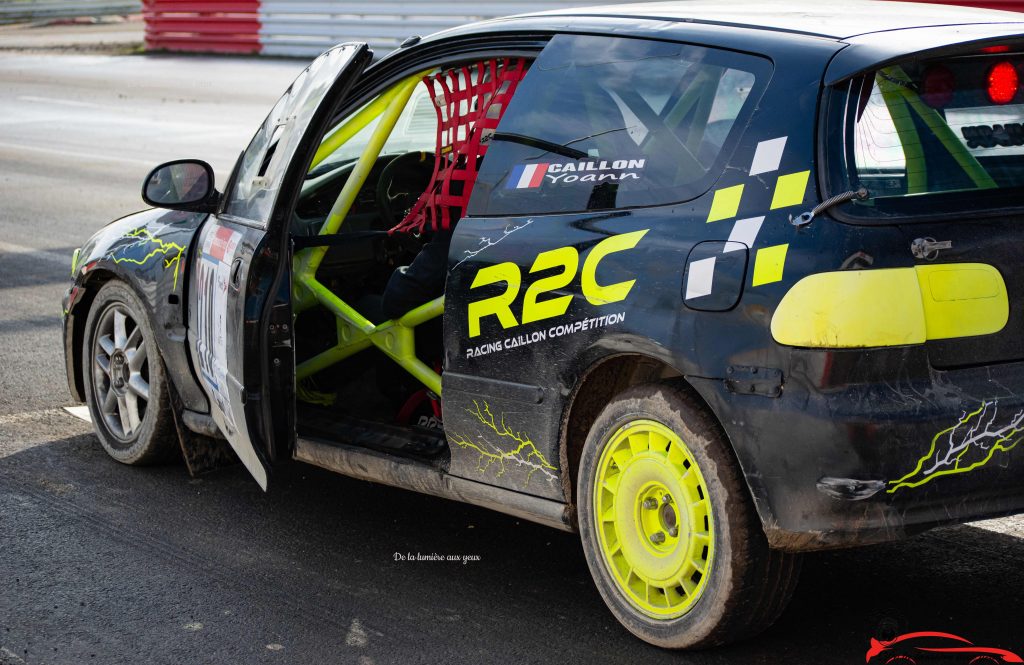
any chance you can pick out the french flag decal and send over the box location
[507,163,550,189]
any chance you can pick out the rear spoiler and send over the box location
[825,22,1024,85]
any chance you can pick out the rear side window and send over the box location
[832,50,1024,218]
[467,34,770,216]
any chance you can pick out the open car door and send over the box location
[190,43,371,489]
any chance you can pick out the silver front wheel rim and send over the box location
[92,304,150,441]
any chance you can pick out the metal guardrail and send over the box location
[0,0,140,24]
[258,0,624,57]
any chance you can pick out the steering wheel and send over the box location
[376,151,436,230]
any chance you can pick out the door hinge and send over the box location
[267,321,291,346]
[267,300,292,347]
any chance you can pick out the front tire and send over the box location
[577,382,800,648]
[82,281,178,465]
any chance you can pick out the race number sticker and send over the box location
[194,226,242,434]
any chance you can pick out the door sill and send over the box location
[294,436,573,532]
[297,408,446,460]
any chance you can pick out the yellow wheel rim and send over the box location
[593,419,715,619]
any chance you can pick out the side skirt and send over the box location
[294,436,574,533]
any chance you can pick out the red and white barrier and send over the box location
[144,0,260,54]
[143,0,627,56]
[144,0,1024,57]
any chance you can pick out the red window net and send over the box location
[389,57,528,234]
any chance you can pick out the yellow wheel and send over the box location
[577,383,800,648]
[593,419,714,619]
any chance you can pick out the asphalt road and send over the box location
[1,52,1023,665]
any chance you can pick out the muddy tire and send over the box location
[82,281,178,465]
[577,382,800,648]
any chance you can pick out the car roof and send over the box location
[407,0,1024,86]
[519,0,1024,40]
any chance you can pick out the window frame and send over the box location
[263,34,550,242]
[220,44,371,230]
[820,66,1024,225]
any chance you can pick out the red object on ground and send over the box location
[391,58,529,234]
[143,0,260,54]
[866,631,1024,663]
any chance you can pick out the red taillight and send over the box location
[982,45,1011,54]
[922,65,955,108]
[987,61,1019,104]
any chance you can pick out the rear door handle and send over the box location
[911,237,952,260]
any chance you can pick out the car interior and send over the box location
[284,45,759,462]
[286,57,530,461]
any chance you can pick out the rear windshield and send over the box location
[830,49,1024,219]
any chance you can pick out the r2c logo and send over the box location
[467,229,648,338]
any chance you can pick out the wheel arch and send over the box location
[569,371,803,647]
[66,268,118,402]
[559,352,754,528]
[66,262,209,415]
[71,269,235,474]
[64,207,211,411]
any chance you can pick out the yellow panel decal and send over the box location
[751,244,789,287]
[771,264,1008,348]
[706,184,744,223]
[771,269,926,347]
[916,263,1008,340]
[769,170,810,210]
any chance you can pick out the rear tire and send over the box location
[82,281,178,465]
[577,382,800,648]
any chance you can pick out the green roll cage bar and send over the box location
[290,63,1000,401]
[875,65,997,194]
[292,71,444,396]
[285,61,745,400]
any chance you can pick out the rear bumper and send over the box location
[691,351,1024,552]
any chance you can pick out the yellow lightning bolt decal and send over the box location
[449,400,558,485]
[888,401,1023,493]
[111,227,186,291]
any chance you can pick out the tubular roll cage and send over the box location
[292,71,444,396]
[875,65,997,194]
[287,60,741,398]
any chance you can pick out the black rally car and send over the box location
[63,0,1024,648]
